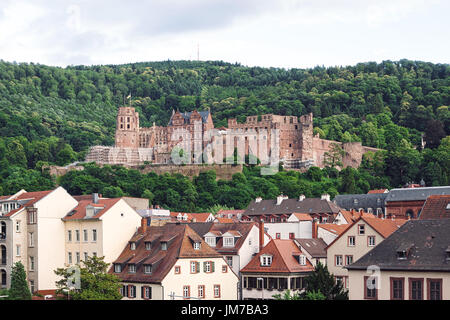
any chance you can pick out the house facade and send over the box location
[346,219,450,300]
[111,221,239,300]
[326,216,406,289]
[240,239,314,300]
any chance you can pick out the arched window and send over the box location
[0,245,6,265]
[0,269,6,287]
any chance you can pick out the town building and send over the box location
[111,220,239,300]
[216,209,245,222]
[62,194,142,266]
[0,187,78,292]
[346,219,450,300]
[326,215,406,289]
[384,186,450,219]
[317,223,349,245]
[240,239,314,299]
[294,238,327,267]
[333,193,388,217]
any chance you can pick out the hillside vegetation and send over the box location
[0,59,448,211]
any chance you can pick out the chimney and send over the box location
[312,219,317,238]
[141,217,148,233]
[255,197,262,203]
[259,219,265,251]
[93,193,99,204]
[299,194,305,201]
[276,195,284,205]
[321,194,330,201]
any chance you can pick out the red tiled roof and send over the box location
[63,198,122,220]
[111,224,222,284]
[368,189,388,194]
[292,213,313,221]
[318,223,349,235]
[190,212,213,222]
[419,195,450,220]
[241,239,314,274]
[4,190,54,217]
[214,217,234,223]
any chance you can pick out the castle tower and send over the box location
[299,113,313,161]
[115,106,140,148]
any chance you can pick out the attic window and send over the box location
[144,264,152,274]
[128,264,136,273]
[193,242,201,250]
[130,242,136,250]
[299,255,306,265]
[205,236,216,247]
[396,244,413,260]
[145,242,151,250]
[223,237,234,247]
[114,264,122,273]
[260,254,272,267]
[161,242,168,250]
[397,251,407,260]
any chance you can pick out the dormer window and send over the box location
[144,264,152,274]
[193,242,201,250]
[446,246,450,260]
[114,264,122,273]
[145,242,151,250]
[128,264,136,273]
[299,255,306,266]
[260,254,272,267]
[130,242,136,250]
[205,237,216,247]
[397,251,407,260]
[161,242,167,250]
[223,237,234,247]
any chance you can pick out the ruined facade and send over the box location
[85,106,379,169]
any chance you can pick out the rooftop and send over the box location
[418,195,450,220]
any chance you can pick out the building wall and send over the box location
[326,222,385,281]
[35,187,78,291]
[64,220,103,265]
[161,257,239,300]
[264,221,312,240]
[348,269,450,300]
[101,199,142,265]
[317,228,339,245]
[120,282,164,300]
[385,200,425,219]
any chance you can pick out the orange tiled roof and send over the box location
[4,190,54,217]
[241,239,314,273]
[419,195,450,220]
[368,189,388,194]
[63,198,122,220]
[292,213,313,221]
[318,223,349,235]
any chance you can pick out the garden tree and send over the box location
[339,167,358,194]
[424,119,446,149]
[323,143,346,169]
[8,261,32,300]
[102,185,124,198]
[54,256,122,300]
[301,262,348,300]
[272,289,300,300]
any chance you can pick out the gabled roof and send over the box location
[418,195,450,220]
[244,197,341,216]
[325,216,407,250]
[346,219,450,272]
[385,186,450,202]
[241,239,314,274]
[318,223,349,235]
[291,213,313,221]
[295,238,327,258]
[3,189,55,217]
[111,224,222,283]
[168,110,211,125]
[63,198,122,220]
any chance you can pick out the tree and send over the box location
[424,119,446,149]
[9,261,32,300]
[323,143,346,169]
[272,289,300,300]
[54,256,122,300]
[301,262,348,300]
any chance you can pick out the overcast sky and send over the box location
[0,0,448,69]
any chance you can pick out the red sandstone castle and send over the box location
[85,106,378,168]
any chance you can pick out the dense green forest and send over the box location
[0,59,448,211]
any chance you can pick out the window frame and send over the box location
[348,236,356,247]
[408,278,424,300]
[427,278,443,300]
[364,276,378,300]
[390,277,405,300]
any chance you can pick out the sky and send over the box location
[0,0,448,69]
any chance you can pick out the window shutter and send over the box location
[141,286,144,299]
[211,261,215,272]
[196,262,200,273]
[149,287,152,299]
[203,261,207,273]
[127,285,130,298]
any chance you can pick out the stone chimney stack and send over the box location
[93,193,99,204]
[321,194,330,201]
[299,194,305,201]
[141,217,148,233]
[276,195,285,205]
[259,219,265,251]
[255,197,262,203]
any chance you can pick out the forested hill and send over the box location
[0,59,449,209]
